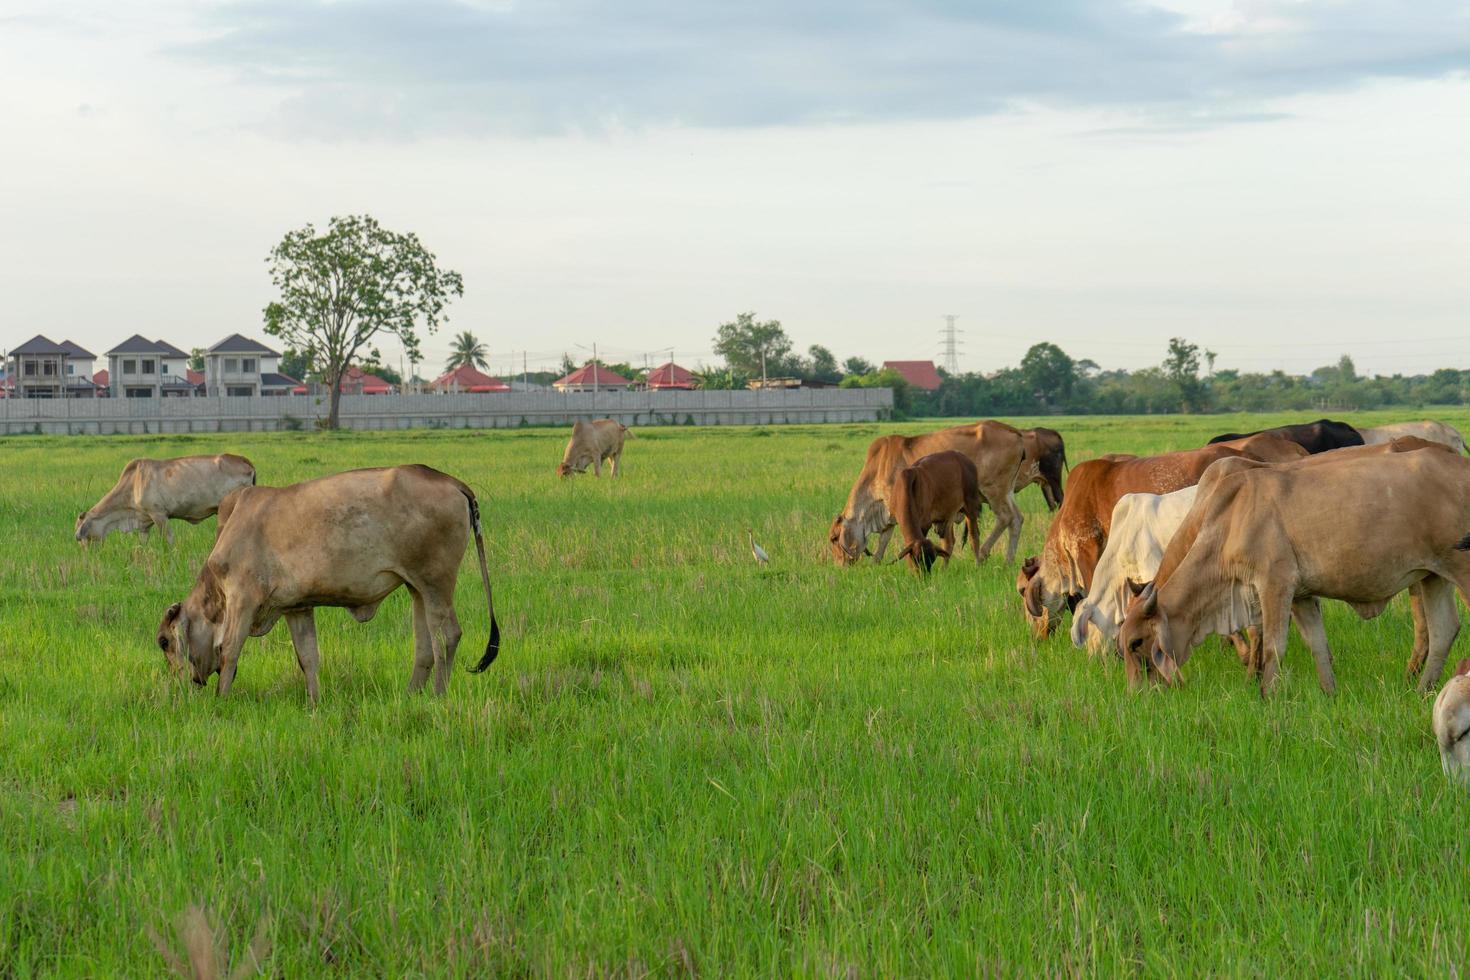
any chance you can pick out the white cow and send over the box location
[1358,420,1466,455]
[1434,659,1470,786]
[1069,486,1197,652]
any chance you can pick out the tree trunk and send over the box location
[326,367,344,429]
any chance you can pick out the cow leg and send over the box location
[414,580,464,696]
[149,511,174,546]
[1256,589,1293,697]
[1041,482,1059,512]
[939,522,955,568]
[1406,583,1429,682]
[974,493,1013,563]
[610,451,620,477]
[213,610,252,698]
[1290,598,1335,694]
[871,524,896,563]
[592,456,602,477]
[1416,575,1462,695]
[407,589,435,693]
[285,609,321,704]
[966,508,982,563]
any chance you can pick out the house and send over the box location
[552,362,633,392]
[291,366,395,396]
[431,364,512,393]
[881,360,944,391]
[204,334,297,396]
[105,335,196,398]
[4,335,105,398]
[644,361,697,390]
[746,377,805,391]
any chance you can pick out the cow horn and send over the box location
[1140,583,1158,616]
[1024,576,1044,618]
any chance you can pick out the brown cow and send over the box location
[888,451,982,573]
[1209,433,1309,463]
[1117,450,1470,696]
[76,454,256,545]
[1015,428,1068,511]
[157,465,499,702]
[557,419,628,477]
[1016,444,1249,637]
[829,421,1025,565]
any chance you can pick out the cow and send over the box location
[1068,486,1198,653]
[1206,418,1362,454]
[1208,433,1310,463]
[557,419,629,477]
[76,454,256,545]
[1016,444,1249,637]
[1433,659,1470,786]
[1015,428,1068,511]
[829,421,1025,566]
[156,465,500,702]
[1116,450,1470,697]
[887,451,982,573]
[1359,420,1467,455]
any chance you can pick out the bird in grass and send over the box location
[747,528,769,565]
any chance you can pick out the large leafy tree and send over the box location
[1020,342,1077,410]
[806,345,840,383]
[263,214,463,428]
[713,312,792,380]
[1163,337,1214,413]
[445,331,489,371]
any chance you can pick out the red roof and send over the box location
[292,366,395,395]
[431,364,511,392]
[186,369,204,386]
[646,361,697,389]
[882,360,944,391]
[94,369,109,386]
[553,362,632,389]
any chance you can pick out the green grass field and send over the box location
[3,411,1469,976]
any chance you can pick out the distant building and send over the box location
[4,335,105,398]
[644,361,698,390]
[881,360,944,391]
[431,364,512,393]
[746,377,805,391]
[293,365,395,396]
[553,362,633,392]
[204,334,297,396]
[105,335,195,398]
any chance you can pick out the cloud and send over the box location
[169,0,1470,138]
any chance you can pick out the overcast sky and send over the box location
[2,0,1467,377]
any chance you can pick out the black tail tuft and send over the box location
[1456,533,1470,552]
[469,613,500,672]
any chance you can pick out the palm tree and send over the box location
[445,332,489,371]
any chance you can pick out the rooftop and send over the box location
[882,360,944,391]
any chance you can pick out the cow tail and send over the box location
[463,489,501,673]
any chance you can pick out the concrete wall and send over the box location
[0,387,894,435]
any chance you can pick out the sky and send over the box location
[2,0,1468,378]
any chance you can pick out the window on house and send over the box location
[42,361,56,376]
[227,386,253,397]
[126,387,152,398]
[141,359,155,375]
[242,358,257,373]
[123,359,136,374]
[67,364,75,375]
[23,361,36,377]
[225,358,239,373]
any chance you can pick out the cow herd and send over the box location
[826,417,1470,784]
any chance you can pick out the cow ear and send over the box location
[1140,583,1158,616]
[158,603,183,651]
[1455,658,1470,678]
[199,567,226,622]
[1024,577,1044,618]
[1021,556,1040,579]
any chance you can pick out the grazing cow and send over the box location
[1116,451,1470,696]
[1208,433,1310,463]
[1015,428,1068,511]
[1433,660,1470,785]
[76,454,256,545]
[888,451,982,573]
[557,419,629,477]
[1068,487,1198,652]
[1016,444,1249,637]
[1359,420,1467,455]
[157,465,500,702]
[829,421,1025,565]
[1206,418,1362,454]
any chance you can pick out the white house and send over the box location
[204,334,297,396]
[105,335,196,398]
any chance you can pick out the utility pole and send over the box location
[939,314,962,374]
[523,351,528,390]
[593,342,599,397]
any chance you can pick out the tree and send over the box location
[559,352,578,377]
[262,214,463,428]
[360,347,403,386]
[843,356,874,377]
[445,331,489,371]
[807,345,840,383]
[279,347,316,382]
[1163,337,1212,413]
[188,347,205,372]
[1019,342,1077,410]
[713,312,792,380]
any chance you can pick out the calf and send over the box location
[888,451,982,573]
[157,465,500,702]
[76,454,255,545]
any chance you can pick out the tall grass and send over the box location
[1,411,1467,974]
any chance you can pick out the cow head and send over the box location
[827,515,870,565]
[557,453,591,478]
[896,538,948,574]
[1016,556,1068,638]
[156,567,227,686]
[75,511,93,543]
[75,507,146,544]
[1117,582,1181,687]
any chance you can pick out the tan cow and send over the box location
[888,451,982,573]
[157,465,499,702]
[1209,433,1310,463]
[1433,659,1470,785]
[828,421,1025,565]
[557,419,628,477]
[76,454,256,545]
[1117,450,1470,696]
[1016,444,1249,637]
[1358,420,1467,455]
[1015,428,1067,511]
